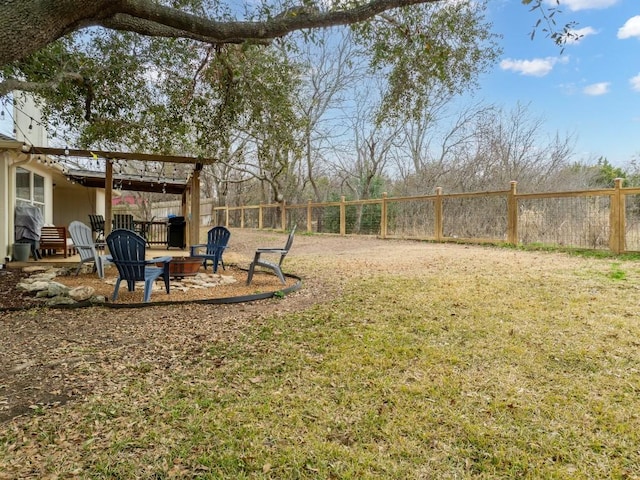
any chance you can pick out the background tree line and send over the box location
[2,0,635,213]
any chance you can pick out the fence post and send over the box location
[507,181,518,245]
[380,192,388,239]
[240,207,245,229]
[435,187,443,241]
[307,200,312,233]
[225,205,229,228]
[610,178,625,253]
[281,200,287,230]
[258,203,263,230]
[340,196,346,236]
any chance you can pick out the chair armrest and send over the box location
[190,244,206,255]
[191,244,227,255]
[148,256,172,264]
[256,248,287,254]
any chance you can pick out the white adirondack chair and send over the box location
[69,220,112,278]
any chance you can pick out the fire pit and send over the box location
[159,256,203,279]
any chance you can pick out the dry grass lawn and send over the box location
[2,229,640,478]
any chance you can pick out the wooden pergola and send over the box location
[28,146,213,247]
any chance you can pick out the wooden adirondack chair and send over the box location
[69,220,112,278]
[246,225,296,285]
[106,229,172,302]
[190,226,231,273]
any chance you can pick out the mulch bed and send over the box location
[0,263,298,310]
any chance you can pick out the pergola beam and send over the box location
[105,160,113,238]
[25,145,210,250]
[27,146,217,165]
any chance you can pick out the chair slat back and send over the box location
[274,225,296,267]
[283,225,296,253]
[69,221,96,262]
[113,214,135,231]
[205,226,231,255]
[276,225,296,266]
[88,214,105,232]
[106,229,147,281]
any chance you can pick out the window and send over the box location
[15,167,45,212]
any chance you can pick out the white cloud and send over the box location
[550,0,618,11]
[558,82,579,95]
[499,57,566,77]
[618,16,640,39]
[565,26,597,44]
[583,82,610,95]
[630,74,640,92]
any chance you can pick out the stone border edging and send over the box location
[92,273,303,309]
[0,271,303,312]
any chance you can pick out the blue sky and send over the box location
[474,0,640,167]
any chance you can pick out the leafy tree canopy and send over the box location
[0,0,500,156]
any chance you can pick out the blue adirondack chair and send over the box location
[106,229,172,302]
[190,226,231,273]
[246,225,296,285]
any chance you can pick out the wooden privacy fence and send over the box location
[151,179,640,254]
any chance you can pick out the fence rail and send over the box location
[151,179,640,254]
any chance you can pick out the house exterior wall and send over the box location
[53,183,105,228]
[0,149,52,259]
[1,94,110,263]
[14,92,48,147]
[1,149,108,262]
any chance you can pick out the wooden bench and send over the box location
[39,226,75,258]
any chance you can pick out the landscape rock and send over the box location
[46,296,77,306]
[12,266,242,308]
[22,266,49,274]
[69,285,95,301]
[28,271,58,282]
[17,280,50,292]
[47,281,70,297]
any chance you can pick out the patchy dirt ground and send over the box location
[0,229,327,423]
[0,230,603,424]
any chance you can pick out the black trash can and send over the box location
[166,216,186,249]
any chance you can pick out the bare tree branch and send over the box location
[0,0,441,67]
[0,72,85,97]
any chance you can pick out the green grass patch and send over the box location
[608,262,627,280]
[3,253,640,478]
[515,243,640,261]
